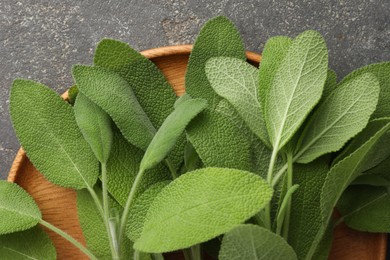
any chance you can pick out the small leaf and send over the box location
[265,30,328,151]
[67,85,79,105]
[126,181,169,242]
[338,185,390,232]
[140,98,207,171]
[219,224,297,260]
[134,167,273,253]
[10,80,99,189]
[0,181,41,234]
[74,93,113,163]
[206,57,269,145]
[295,73,380,163]
[0,226,56,260]
[72,65,156,151]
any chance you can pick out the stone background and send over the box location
[1,0,389,178]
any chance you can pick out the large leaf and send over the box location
[0,226,56,260]
[10,80,99,189]
[337,185,390,232]
[265,30,328,151]
[140,97,207,171]
[340,62,390,119]
[93,39,184,171]
[134,167,273,253]
[185,16,253,171]
[219,224,297,260]
[0,181,41,234]
[206,57,269,145]
[74,93,113,163]
[295,73,380,163]
[72,65,156,151]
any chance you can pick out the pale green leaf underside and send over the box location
[73,65,156,151]
[0,226,56,260]
[10,79,99,189]
[206,56,269,146]
[295,73,380,163]
[140,98,206,171]
[219,224,297,260]
[134,167,273,253]
[265,30,328,150]
[74,93,113,163]
[0,181,41,235]
[338,185,390,232]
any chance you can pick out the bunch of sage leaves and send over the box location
[1,16,390,260]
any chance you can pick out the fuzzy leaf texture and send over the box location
[140,97,207,171]
[0,226,56,260]
[185,16,253,171]
[295,73,380,163]
[74,93,113,163]
[134,167,273,253]
[10,80,99,189]
[93,39,185,171]
[206,56,269,146]
[265,30,328,151]
[338,185,390,232]
[73,65,156,151]
[219,224,297,260]
[0,181,41,234]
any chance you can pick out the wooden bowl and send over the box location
[8,45,387,260]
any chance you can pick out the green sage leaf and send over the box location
[322,69,337,100]
[134,167,273,253]
[10,79,99,189]
[219,224,297,260]
[0,181,41,234]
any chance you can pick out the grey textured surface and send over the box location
[0,0,389,179]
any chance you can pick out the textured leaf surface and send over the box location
[126,181,169,241]
[140,98,207,171]
[322,69,337,100]
[0,226,56,260]
[93,39,184,171]
[134,167,273,253]
[74,93,113,163]
[340,62,390,119]
[295,73,380,163]
[0,181,41,234]
[206,57,269,145]
[338,185,390,232]
[219,224,297,260]
[106,130,170,206]
[10,80,99,189]
[258,36,292,114]
[185,16,253,171]
[73,65,156,151]
[265,30,328,150]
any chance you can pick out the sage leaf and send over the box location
[74,93,113,163]
[258,36,292,114]
[10,80,99,189]
[0,226,56,260]
[352,174,390,187]
[265,30,328,151]
[340,62,390,119]
[206,56,269,145]
[219,224,297,260]
[337,185,390,232]
[0,181,41,234]
[67,85,78,105]
[126,181,169,242]
[134,167,273,253]
[185,16,253,171]
[93,39,185,171]
[72,65,156,151]
[106,130,170,206]
[321,69,337,100]
[140,98,207,171]
[295,73,380,163]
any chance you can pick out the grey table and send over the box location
[1,0,389,176]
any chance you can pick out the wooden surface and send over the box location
[8,45,386,260]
